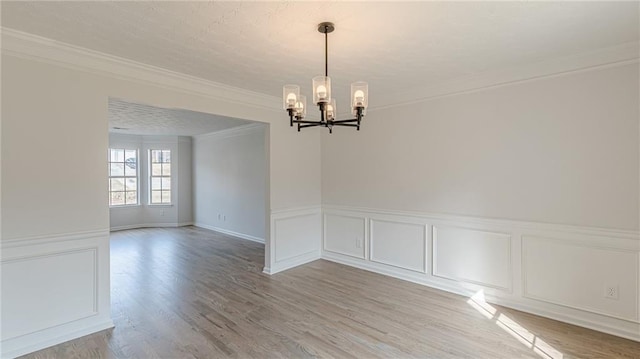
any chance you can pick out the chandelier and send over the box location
[283,22,369,134]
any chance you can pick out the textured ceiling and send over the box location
[108,98,255,136]
[3,2,639,109]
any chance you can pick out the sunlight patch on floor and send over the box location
[467,291,563,359]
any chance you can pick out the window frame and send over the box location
[148,149,172,205]
[108,148,139,207]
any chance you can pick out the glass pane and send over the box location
[125,164,136,176]
[161,177,171,190]
[151,150,161,163]
[125,178,137,191]
[162,164,171,176]
[110,178,124,191]
[151,177,161,190]
[161,190,171,203]
[125,191,137,205]
[110,192,125,206]
[152,164,162,176]
[125,150,136,162]
[125,156,137,171]
[162,150,171,163]
[112,149,124,162]
[151,190,162,204]
[110,163,124,176]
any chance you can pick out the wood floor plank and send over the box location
[19,226,640,359]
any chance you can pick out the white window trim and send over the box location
[108,148,139,207]
[148,149,172,205]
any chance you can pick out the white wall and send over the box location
[323,64,639,231]
[193,124,267,242]
[108,133,193,230]
[321,63,640,341]
[177,138,193,225]
[1,30,322,358]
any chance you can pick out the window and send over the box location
[149,149,171,204]
[109,148,138,206]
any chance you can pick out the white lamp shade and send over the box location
[351,82,368,109]
[283,85,300,110]
[312,76,331,104]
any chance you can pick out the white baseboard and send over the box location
[109,222,194,232]
[265,250,321,275]
[2,319,114,359]
[194,223,264,243]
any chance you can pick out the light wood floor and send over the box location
[21,227,639,358]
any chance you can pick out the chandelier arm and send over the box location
[332,123,359,127]
[330,118,359,124]
[299,123,324,129]
[293,120,325,124]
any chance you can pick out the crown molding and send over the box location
[108,133,192,144]
[0,27,282,112]
[370,41,640,111]
[193,123,265,141]
[2,27,638,113]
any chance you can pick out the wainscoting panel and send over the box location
[265,206,321,274]
[433,226,511,291]
[323,214,366,259]
[370,219,427,273]
[2,248,97,340]
[321,205,640,342]
[1,230,114,358]
[523,235,639,321]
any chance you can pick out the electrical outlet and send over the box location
[160,210,165,216]
[605,285,619,300]
[223,215,226,222]
[355,239,362,249]
[218,214,221,220]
